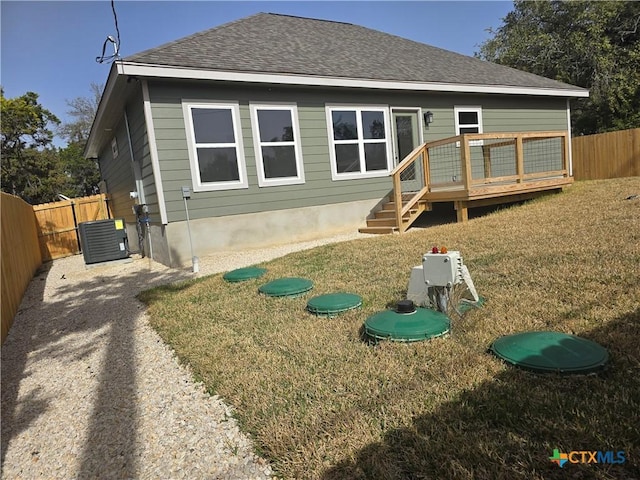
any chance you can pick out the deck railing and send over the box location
[390,131,570,232]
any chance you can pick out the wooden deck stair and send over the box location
[359,195,431,234]
[357,131,572,236]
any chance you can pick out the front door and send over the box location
[392,109,423,192]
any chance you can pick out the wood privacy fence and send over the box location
[34,194,113,261]
[572,128,640,180]
[1,193,43,344]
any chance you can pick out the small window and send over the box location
[454,106,483,146]
[326,106,392,180]
[250,104,305,187]
[182,102,248,191]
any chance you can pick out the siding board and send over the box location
[147,81,568,222]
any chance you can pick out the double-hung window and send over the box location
[326,106,392,180]
[249,104,305,187]
[183,101,248,191]
[454,106,483,146]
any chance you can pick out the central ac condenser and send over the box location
[78,219,129,264]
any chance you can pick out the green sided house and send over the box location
[85,12,588,267]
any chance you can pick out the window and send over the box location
[454,106,483,146]
[182,101,248,191]
[250,104,305,187]
[326,106,392,180]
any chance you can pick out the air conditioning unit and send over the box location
[78,219,129,264]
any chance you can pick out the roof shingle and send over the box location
[125,13,581,91]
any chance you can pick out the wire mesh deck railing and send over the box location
[389,131,571,232]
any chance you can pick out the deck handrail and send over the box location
[390,143,427,176]
[389,130,570,233]
[390,143,430,232]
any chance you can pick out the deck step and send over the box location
[362,196,431,235]
[375,209,418,219]
[358,226,397,234]
[365,217,398,227]
[383,199,430,210]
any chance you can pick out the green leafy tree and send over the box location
[58,141,100,197]
[477,1,640,134]
[1,89,64,203]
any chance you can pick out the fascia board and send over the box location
[119,62,590,98]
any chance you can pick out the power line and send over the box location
[96,0,121,64]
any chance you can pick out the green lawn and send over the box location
[140,178,640,480]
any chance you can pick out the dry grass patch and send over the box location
[140,178,640,479]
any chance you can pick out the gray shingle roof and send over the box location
[126,12,581,91]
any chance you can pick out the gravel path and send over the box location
[1,231,371,479]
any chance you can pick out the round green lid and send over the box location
[259,277,314,297]
[364,308,450,343]
[490,331,609,374]
[223,267,267,283]
[307,293,362,316]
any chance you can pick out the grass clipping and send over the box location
[140,178,640,480]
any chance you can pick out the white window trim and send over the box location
[454,106,484,147]
[325,105,393,181]
[249,103,305,187]
[182,100,248,192]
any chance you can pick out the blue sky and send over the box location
[1,1,513,146]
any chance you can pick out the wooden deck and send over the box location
[360,131,572,234]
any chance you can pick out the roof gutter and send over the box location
[120,61,590,98]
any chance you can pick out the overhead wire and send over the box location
[96,0,121,64]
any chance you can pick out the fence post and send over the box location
[516,135,524,183]
[460,135,472,194]
[393,173,404,234]
[422,145,430,192]
[70,201,81,252]
[561,131,570,177]
[482,145,492,179]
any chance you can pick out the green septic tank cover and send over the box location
[259,277,314,298]
[223,267,267,283]
[364,308,450,343]
[490,331,609,374]
[307,293,362,317]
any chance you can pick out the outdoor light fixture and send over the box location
[423,111,434,126]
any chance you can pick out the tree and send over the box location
[57,83,103,197]
[58,141,100,198]
[477,1,640,134]
[1,89,64,203]
[58,82,103,144]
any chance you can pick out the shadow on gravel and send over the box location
[1,257,193,476]
[322,308,640,480]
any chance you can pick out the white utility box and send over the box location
[422,251,462,287]
[406,250,479,308]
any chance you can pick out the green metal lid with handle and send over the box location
[364,305,451,343]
